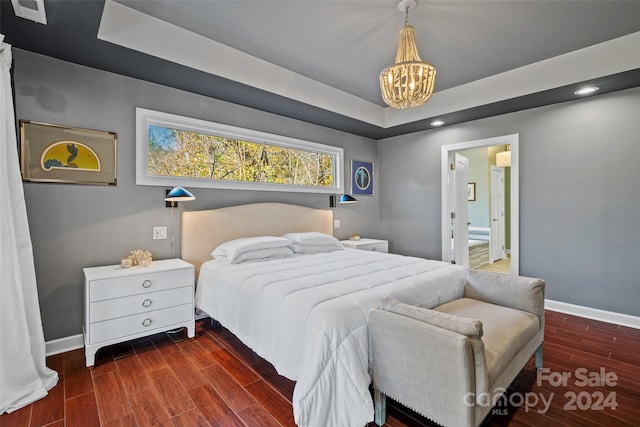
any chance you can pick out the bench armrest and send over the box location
[464,269,545,320]
[369,308,489,407]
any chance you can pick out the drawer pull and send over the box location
[142,318,152,327]
[142,280,152,288]
[142,299,152,308]
[371,246,377,251]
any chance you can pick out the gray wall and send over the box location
[13,49,379,341]
[378,86,640,316]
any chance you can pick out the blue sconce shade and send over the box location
[165,186,196,201]
[165,187,195,207]
[330,194,358,207]
[339,194,358,204]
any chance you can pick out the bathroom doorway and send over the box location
[441,134,519,275]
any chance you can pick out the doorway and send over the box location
[440,134,519,275]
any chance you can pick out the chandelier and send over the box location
[380,0,436,109]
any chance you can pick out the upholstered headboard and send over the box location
[181,203,333,274]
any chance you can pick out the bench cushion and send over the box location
[434,298,539,386]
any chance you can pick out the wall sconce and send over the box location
[330,194,358,207]
[164,187,196,257]
[165,186,196,208]
[496,145,511,167]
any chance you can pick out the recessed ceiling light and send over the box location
[431,120,445,127]
[574,86,599,96]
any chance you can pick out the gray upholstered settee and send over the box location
[369,269,545,427]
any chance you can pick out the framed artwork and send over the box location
[20,120,117,185]
[468,182,476,201]
[351,160,373,196]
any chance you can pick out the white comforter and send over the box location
[195,249,466,427]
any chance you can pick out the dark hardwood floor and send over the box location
[2,310,639,427]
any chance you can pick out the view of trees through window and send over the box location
[147,126,335,187]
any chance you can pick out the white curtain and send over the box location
[0,36,58,414]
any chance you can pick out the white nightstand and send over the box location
[340,238,389,253]
[83,258,195,367]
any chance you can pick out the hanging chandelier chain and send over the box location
[404,6,410,26]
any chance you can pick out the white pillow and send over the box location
[212,236,291,262]
[289,242,343,254]
[226,247,294,264]
[282,232,339,246]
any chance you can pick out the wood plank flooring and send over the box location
[475,255,511,274]
[2,310,639,427]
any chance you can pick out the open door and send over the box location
[449,153,469,266]
[490,166,506,262]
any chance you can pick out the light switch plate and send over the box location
[153,226,167,240]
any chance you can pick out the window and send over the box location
[136,108,343,193]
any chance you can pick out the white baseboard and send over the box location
[545,299,640,330]
[45,334,84,356]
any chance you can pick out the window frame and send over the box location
[135,108,344,194]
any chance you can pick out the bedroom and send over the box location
[1,0,640,426]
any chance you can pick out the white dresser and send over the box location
[83,258,194,367]
[340,238,389,253]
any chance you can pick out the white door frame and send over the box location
[441,134,519,275]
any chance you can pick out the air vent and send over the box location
[11,0,47,25]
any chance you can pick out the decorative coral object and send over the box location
[130,249,153,267]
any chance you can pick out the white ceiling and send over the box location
[99,0,640,128]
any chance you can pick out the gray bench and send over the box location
[369,269,545,427]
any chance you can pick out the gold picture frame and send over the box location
[20,120,117,185]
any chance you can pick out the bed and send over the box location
[182,203,467,427]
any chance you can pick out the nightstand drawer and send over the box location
[341,238,389,253]
[89,268,191,302]
[357,242,388,252]
[88,303,193,344]
[89,286,192,323]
